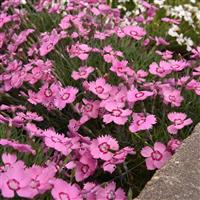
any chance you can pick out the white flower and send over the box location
[168,25,180,37]
[176,34,184,45]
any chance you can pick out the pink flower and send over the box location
[155,50,173,60]
[0,13,11,28]
[123,25,146,40]
[76,99,100,123]
[67,43,92,61]
[0,164,30,198]
[19,165,56,199]
[82,182,99,200]
[127,87,153,103]
[193,66,200,76]
[129,113,157,133]
[96,182,126,200]
[54,86,78,110]
[141,142,172,170]
[154,37,169,46]
[169,59,188,71]
[149,61,171,77]
[161,17,181,24]
[110,60,132,77]
[103,45,123,63]
[103,147,135,173]
[71,66,94,80]
[162,87,183,107]
[103,103,132,125]
[167,112,193,134]
[39,29,61,56]
[59,15,73,30]
[43,129,74,156]
[88,78,112,99]
[167,139,182,153]
[90,135,119,161]
[0,139,35,154]
[191,46,200,58]
[67,153,97,182]
[50,178,82,200]
[0,153,25,172]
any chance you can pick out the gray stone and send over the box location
[135,123,200,200]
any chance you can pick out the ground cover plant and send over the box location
[0,0,200,199]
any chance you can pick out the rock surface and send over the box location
[135,123,200,200]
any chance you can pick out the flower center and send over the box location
[81,164,89,174]
[156,67,165,73]
[59,192,70,200]
[30,179,40,189]
[168,95,176,102]
[136,118,146,126]
[174,118,183,126]
[111,109,122,117]
[44,89,53,97]
[84,103,93,112]
[79,70,87,76]
[62,93,70,100]
[172,64,181,69]
[98,142,110,154]
[130,30,137,36]
[47,43,53,50]
[7,179,20,191]
[135,92,144,98]
[107,190,116,200]
[51,136,62,143]
[117,66,124,72]
[95,86,104,94]
[151,150,163,161]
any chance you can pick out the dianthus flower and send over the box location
[167,112,193,134]
[141,142,172,170]
[90,135,119,161]
[129,113,157,133]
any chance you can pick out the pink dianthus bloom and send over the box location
[0,153,24,172]
[50,178,82,200]
[103,103,132,125]
[66,153,97,182]
[129,113,157,133]
[161,17,181,24]
[141,142,172,170]
[67,43,92,61]
[88,78,112,99]
[127,87,153,103]
[169,59,188,71]
[90,135,119,161]
[191,46,200,58]
[71,66,94,80]
[161,86,183,107]
[0,164,31,198]
[103,147,135,173]
[75,99,100,123]
[0,139,35,154]
[149,61,171,77]
[167,112,193,134]
[123,25,146,40]
[96,182,126,200]
[54,86,78,110]
[167,139,182,153]
[110,60,129,77]
[43,129,74,156]
[0,13,11,28]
